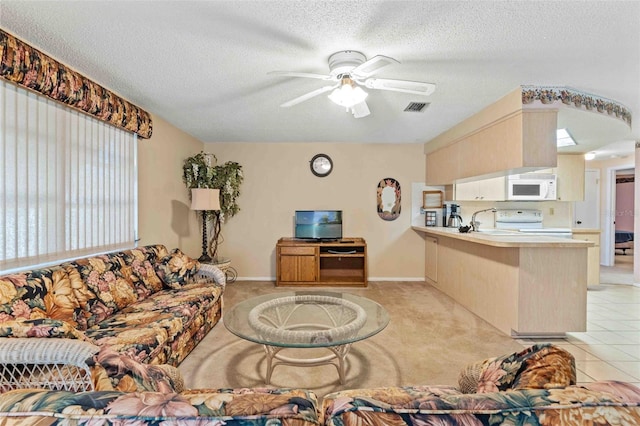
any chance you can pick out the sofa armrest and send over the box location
[458,344,576,393]
[193,263,226,288]
[322,383,640,426]
[0,338,99,392]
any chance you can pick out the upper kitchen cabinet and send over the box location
[454,176,506,201]
[521,154,585,201]
[425,86,633,186]
[555,154,585,201]
[425,87,558,185]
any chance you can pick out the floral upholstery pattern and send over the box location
[118,245,169,296]
[322,381,640,426]
[0,245,224,366]
[84,282,223,365]
[0,343,639,425]
[0,29,153,138]
[64,254,140,329]
[0,266,90,329]
[0,387,320,426]
[457,343,576,394]
[89,345,183,393]
[154,248,200,289]
[0,318,89,341]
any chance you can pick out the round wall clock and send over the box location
[310,154,333,177]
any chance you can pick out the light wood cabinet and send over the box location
[455,176,506,201]
[425,87,558,185]
[278,246,317,282]
[555,154,585,201]
[414,227,588,336]
[530,155,585,201]
[573,230,600,287]
[276,238,367,287]
[425,236,438,283]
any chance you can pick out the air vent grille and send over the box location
[404,102,429,112]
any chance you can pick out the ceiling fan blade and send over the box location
[364,78,436,96]
[280,84,338,108]
[268,71,333,80]
[351,101,370,118]
[351,55,399,78]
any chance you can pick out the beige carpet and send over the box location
[179,281,523,397]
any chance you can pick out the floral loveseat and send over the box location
[0,244,226,370]
[322,344,640,425]
[0,344,638,425]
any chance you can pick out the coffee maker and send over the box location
[446,204,463,228]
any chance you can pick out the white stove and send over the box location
[495,209,573,238]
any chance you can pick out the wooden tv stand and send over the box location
[276,238,367,287]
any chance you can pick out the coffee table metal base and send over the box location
[263,343,351,385]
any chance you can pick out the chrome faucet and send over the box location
[470,208,497,232]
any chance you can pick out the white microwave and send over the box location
[507,174,557,200]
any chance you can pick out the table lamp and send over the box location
[190,188,221,262]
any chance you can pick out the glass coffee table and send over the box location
[224,291,389,384]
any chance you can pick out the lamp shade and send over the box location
[190,188,221,211]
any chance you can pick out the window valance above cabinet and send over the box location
[0,29,152,139]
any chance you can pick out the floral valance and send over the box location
[521,85,632,128]
[0,29,152,139]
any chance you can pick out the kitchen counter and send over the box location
[414,226,589,338]
[570,229,601,287]
[412,226,593,248]
[571,228,601,234]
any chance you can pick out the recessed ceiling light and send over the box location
[584,152,596,160]
[556,128,577,147]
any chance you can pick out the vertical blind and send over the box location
[0,80,137,273]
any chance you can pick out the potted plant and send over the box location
[183,152,243,261]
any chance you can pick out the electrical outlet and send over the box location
[549,207,554,215]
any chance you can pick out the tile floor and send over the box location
[517,252,640,387]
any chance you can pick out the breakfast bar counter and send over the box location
[413,226,593,338]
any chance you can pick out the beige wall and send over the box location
[138,114,204,258]
[202,142,426,280]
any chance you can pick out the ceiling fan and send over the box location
[269,50,436,118]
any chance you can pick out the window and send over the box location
[0,80,137,273]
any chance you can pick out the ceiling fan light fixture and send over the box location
[351,101,371,118]
[328,77,368,108]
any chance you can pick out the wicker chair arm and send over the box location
[0,338,99,365]
[0,338,100,392]
[194,263,227,288]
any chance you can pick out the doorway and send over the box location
[614,169,634,266]
[602,163,635,267]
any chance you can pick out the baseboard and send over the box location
[368,277,425,282]
[234,277,275,281]
[233,277,426,282]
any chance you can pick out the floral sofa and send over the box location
[322,344,640,425]
[0,244,226,368]
[0,344,321,426]
[0,344,638,425]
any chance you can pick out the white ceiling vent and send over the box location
[404,102,430,112]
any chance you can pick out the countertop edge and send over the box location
[571,228,601,234]
[412,226,594,248]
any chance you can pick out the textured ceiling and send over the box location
[1,1,639,158]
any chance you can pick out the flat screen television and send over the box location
[295,210,342,241]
